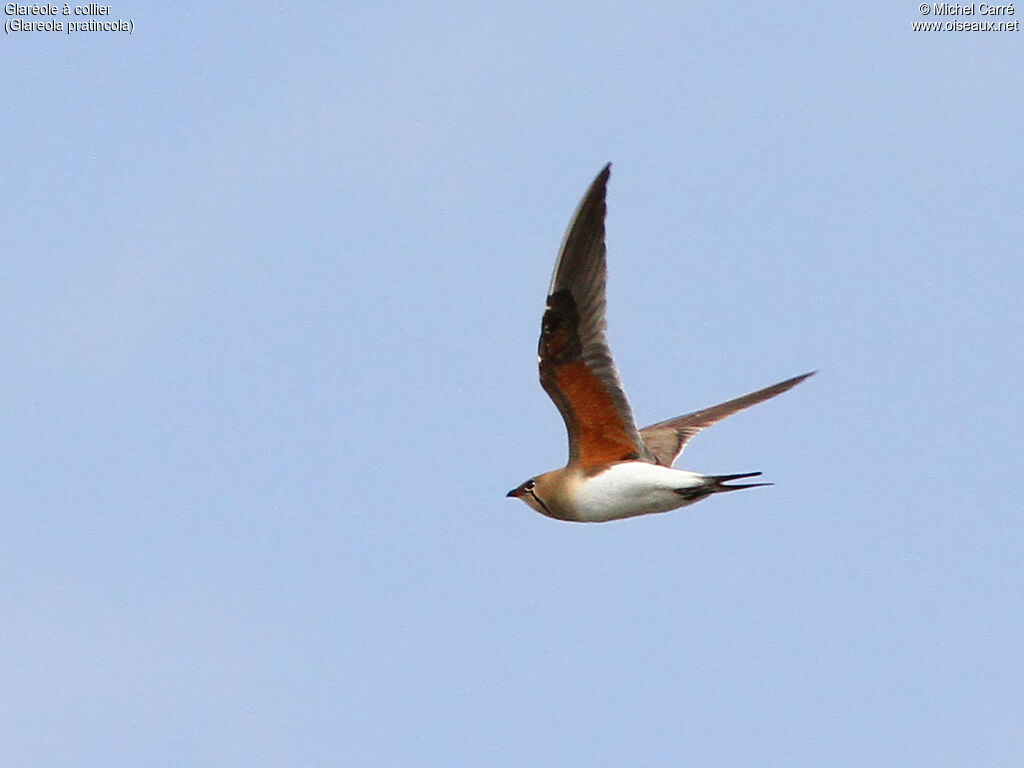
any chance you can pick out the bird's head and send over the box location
[506,473,559,517]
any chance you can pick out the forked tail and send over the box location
[673,472,772,502]
[709,471,772,493]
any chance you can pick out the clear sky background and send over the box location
[2,2,1022,766]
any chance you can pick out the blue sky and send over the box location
[2,2,1022,765]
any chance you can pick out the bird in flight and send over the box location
[507,165,813,522]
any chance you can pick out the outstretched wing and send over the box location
[538,165,651,468]
[640,372,815,466]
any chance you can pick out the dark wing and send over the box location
[640,372,815,466]
[538,165,651,468]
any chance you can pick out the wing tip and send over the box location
[786,370,817,387]
[585,163,612,200]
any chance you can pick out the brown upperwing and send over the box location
[639,372,815,466]
[538,165,650,468]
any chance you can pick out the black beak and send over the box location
[506,487,522,498]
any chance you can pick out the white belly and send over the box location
[571,462,707,522]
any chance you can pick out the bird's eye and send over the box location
[524,480,535,491]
